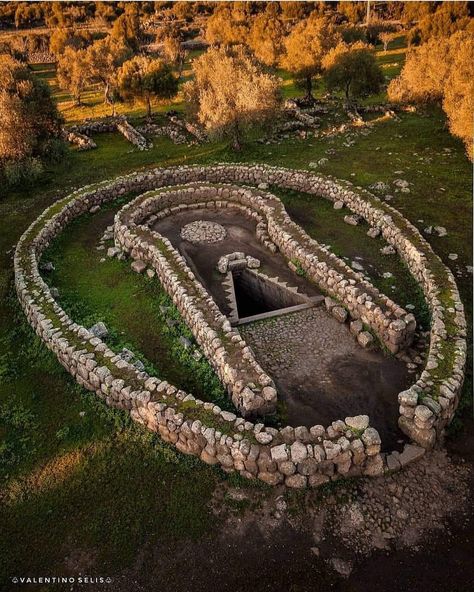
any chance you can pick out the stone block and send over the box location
[271,444,289,463]
[357,331,374,348]
[345,415,369,431]
[290,440,308,463]
[285,474,307,488]
[332,306,348,323]
[398,443,425,466]
[131,260,147,274]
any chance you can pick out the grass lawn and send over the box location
[0,36,472,583]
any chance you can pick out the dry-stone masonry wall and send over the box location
[14,164,466,487]
[115,186,278,417]
[62,130,97,151]
[68,116,151,151]
[119,183,415,355]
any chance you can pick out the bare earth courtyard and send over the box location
[242,307,409,448]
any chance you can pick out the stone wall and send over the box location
[116,120,151,151]
[118,183,415,355]
[62,130,97,151]
[115,187,278,417]
[68,117,151,151]
[14,164,466,487]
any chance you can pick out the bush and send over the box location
[39,137,69,164]
[2,157,44,188]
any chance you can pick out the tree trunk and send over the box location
[231,122,242,151]
[304,75,313,101]
[146,94,152,119]
[345,81,351,101]
[104,81,111,105]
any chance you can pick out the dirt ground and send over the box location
[152,207,322,313]
[98,420,474,592]
[242,308,410,450]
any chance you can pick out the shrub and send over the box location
[2,157,44,188]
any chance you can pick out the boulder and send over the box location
[131,260,147,273]
[89,321,108,339]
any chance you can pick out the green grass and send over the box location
[274,186,431,329]
[41,202,229,409]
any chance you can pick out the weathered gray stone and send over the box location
[290,440,308,463]
[345,415,369,431]
[398,444,425,466]
[131,260,147,273]
[357,331,374,348]
[332,306,348,323]
[89,321,108,339]
[271,444,289,463]
[361,428,381,455]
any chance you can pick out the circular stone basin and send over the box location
[180,220,227,244]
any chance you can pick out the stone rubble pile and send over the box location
[180,220,227,244]
[116,120,152,151]
[217,252,261,274]
[137,122,189,145]
[62,129,97,151]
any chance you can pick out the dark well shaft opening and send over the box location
[233,269,308,319]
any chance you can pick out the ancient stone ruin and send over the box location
[15,164,466,488]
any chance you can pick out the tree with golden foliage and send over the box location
[413,1,472,44]
[0,54,62,184]
[118,55,178,118]
[401,1,434,26]
[323,42,384,103]
[86,37,131,113]
[205,2,250,46]
[388,31,473,160]
[249,3,284,67]
[49,28,92,58]
[57,46,89,106]
[184,45,281,150]
[283,14,340,101]
[337,1,366,24]
[161,35,187,77]
[111,3,142,51]
[279,1,312,21]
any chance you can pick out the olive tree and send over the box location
[86,37,131,113]
[389,31,473,159]
[324,43,384,102]
[0,55,62,184]
[184,45,281,150]
[56,47,90,106]
[283,15,340,101]
[249,3,284,68]
[118,55,178,118]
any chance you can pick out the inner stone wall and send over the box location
[120,183,416,354]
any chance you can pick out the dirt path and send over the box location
[99,441,473,592]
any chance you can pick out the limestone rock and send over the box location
[357,331,374,348]
[332,306,348,323]
[89,321,108,339]
[131,260,147,274]
[345,415,369,431]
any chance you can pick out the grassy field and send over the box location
[0,37,472,586]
